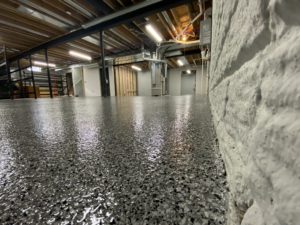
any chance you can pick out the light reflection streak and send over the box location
[132,100,164,163]
[31,101,64,146]
[73,100,101,155]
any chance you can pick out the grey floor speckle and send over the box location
[0,96,227,225]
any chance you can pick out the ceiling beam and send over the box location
[10,0,189,62]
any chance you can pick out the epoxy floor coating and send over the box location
[0,96,227,225]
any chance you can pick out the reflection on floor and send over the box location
[0,96,227,225]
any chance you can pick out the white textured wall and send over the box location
[83,66,101,96]
[210,0,300,225]
[137,70,151,96]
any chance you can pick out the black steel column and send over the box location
[65,73,69,96]
[45,48,53,98]
[17,59,24,98]
[29,55,37,99]
[3,45,13,99]
[100,31,109,97]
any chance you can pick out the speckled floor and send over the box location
[0,96,227,225]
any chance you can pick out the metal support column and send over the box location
[100,31,109,97]
[45,48,53,98]
[29,55,37,99]
[65,73,69,96]
[17,59,24,98]
[3,45,13,99]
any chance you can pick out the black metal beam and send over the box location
[165,48,201,59]
[85,0,153,48]
[9,0,188,62]
[45,49,53,98]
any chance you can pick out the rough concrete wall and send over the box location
[210,0,300,225]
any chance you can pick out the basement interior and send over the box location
[0,0,299,225]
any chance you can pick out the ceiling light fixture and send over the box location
[34,61,56,67]
[69,50,92,61]
[177,59,184,66]
[187,69,191,74]
[145,24,163,43]
[55,68,63,71]
[182,35,188,42]
[131,65,142,71]
[27,66,42,72]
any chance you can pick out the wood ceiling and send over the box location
[0,0,210,68]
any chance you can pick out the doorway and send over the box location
[181,72,196,95]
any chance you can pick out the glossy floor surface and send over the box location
[0,96,227,225]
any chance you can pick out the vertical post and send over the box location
[100,31,108,97]
[45,48,53,98]
[17,59,24,98]
[29,55,37,99]
[3,45,13,99]
[65,73,69,96]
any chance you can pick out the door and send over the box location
[181,73,196,95]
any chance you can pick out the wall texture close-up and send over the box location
[209,0,300,224]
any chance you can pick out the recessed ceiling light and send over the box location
[69,50,92,61]
[177,59,184,66]
[131,65,142,71]
[145,24,163,43]
[66,11,72,15]
[34,61,56,67]
[187,69,191,74]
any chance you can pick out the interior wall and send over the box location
[168,67,208,96]
[210,1,300,225]
[137,70,151,96]
[168,69,181,95]
[108,66,115,96]
[195,64,209,95]
[83,66,101,96]
[114,66,137,96]
[72,67,84,97]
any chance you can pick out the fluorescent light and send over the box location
[34,61,56,67]
[69,50,92,61]
[177,59,184,66]
[131,65,142,71]
[145,24,163,43]
[27,66,42,72]
[187,69,191,74]
[55,68,62,71]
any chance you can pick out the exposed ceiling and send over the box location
[0,0,212,69]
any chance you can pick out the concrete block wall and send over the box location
[209,0,300,224]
